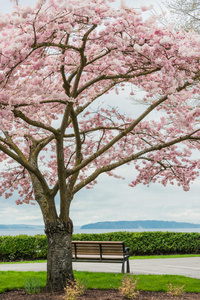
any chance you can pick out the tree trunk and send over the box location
[45,220,74,291]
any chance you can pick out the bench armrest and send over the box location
[125,247,130,257]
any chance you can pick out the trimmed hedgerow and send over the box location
[1,231,200,261]
[72,231,200,256]
[0,235,47,261]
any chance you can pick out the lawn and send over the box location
[130,254,200,259]
[1,255,200,294]
[1,254,200,264]
[1,271,200,293]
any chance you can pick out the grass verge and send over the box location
[0,271,46,293]
[130,254,200,260]
[1,254,200,264]
[0,260,46,264]
[0,271,200,294]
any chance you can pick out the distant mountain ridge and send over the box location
[0,224,44,229]
[81,220,200,229]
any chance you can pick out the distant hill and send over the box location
[81,220,200,229]
[0,224,44,230]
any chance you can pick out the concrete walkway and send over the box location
[1,257,200,279]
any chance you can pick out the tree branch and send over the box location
[13,109,59,135]
[66,93,169,176]
[74,81,120,116]
[76,67,161,96]
[0,134,51,193]
[0,140,36,174]
[73,129,200,193]
[2,132,29,163]
[31,41,79,52]
[71,25,97,97]
[63,125,129,138]
[67,107,83,189]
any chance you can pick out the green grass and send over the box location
[0,271,200,294]
[1,254,200,264]
[0,271,46,293]
[0,260,46,265]
[76,272,200,293]
[130,254,200,259]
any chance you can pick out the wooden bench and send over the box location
[72,241,130,273]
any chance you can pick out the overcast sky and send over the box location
[0,0,199,227]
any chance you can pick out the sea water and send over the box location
[1,227,200,236]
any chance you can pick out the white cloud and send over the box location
[0,199,43,225]
[16,215,42,221]
[166,210,200,222]
[70,172,200,226]
[1,207,20,215]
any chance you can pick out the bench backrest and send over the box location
[72,241,125,260]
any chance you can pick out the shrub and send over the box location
[0,235,47,261]
[24,277,41,295]
[1,231,200,261]
[118,275,139,299]
[64,279,85,300]
[166,283,185,296]
[72,231,200,256]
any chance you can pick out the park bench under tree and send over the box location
[72,241,130,273]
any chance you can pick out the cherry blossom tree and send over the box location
[0,0,200,291]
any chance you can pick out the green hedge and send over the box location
[0,235,47,261]
[1,231,200,261]
[73,232,200,256]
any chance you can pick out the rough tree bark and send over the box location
[45,220,74,291]
[30,170,75,291]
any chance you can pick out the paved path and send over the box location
[1,257,200,279]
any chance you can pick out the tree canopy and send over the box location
[0,0,199,207]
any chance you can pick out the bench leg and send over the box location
[121,261,125,273]
[126,259,130,273]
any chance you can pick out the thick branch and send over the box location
[31,41,79,52]
[67,107,83,190]
[71,25,97,97]
[0,135,51,193]
[61,65,71,96]
[60,102,73,134]
[30,135,55,158]
[0,140,35,173]
[2,132,29,163]
[57,102,74,221]
[70,107,83,166]
[13,109,58,135]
